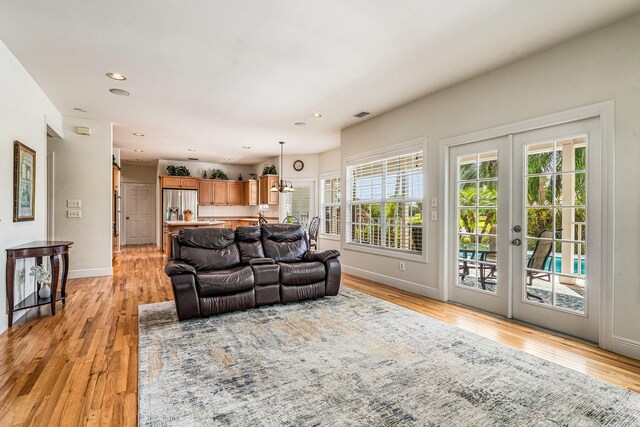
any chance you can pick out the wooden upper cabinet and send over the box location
[244,180,258,206]
[213,181,228,205]
[259,175,279,205]
[198,181,213,205]
[228,181,244,206]
[161,176,198,189]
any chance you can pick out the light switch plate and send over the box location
[431,197,438,208]
[67,199,81,208]
[67,209,82,218]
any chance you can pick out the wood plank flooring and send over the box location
[0,245,638,426]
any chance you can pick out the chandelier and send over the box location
[270,141,295,193]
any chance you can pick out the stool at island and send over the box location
[5,241,73,327]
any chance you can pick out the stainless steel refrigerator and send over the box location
[162,188,198,245]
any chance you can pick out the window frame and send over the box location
[319,171,341,241]
[342,138,428,263]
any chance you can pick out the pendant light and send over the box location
[270,141,295,193]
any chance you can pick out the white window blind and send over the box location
[321,176,341,236]
[346,149,424,255]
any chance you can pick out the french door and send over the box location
[448,118,601,342]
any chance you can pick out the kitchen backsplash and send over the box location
[198,204,279,218]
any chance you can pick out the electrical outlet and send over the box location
[431,211,438,221]
[67,199,81,208]
[67,209,81,218]
[399,262,405,271]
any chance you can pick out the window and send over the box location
[346,147,424,256]
[320,176,341,237]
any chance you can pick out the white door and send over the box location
[124,184,155,245]
[512,118,600,342]
[448,136,511,317]
[448,118,601,342]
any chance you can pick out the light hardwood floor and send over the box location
[0,245,638,426]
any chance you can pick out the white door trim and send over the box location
[439,100,615,350]
[122,183,156,245]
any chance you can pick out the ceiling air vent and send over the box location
[354,111,370,118]
[187,157,199,161]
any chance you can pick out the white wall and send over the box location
[121,163,156,184]
[0,40,62,332]
[50,117,113,278]
[340,14,640,357]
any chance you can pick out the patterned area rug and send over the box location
[138,289,640,426]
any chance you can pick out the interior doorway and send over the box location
[122,183,156,245]
[446,117,603,343]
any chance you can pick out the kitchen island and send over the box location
[163,220,225,256]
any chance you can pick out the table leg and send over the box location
[6,255,16,327]
[61,252,69,304]
[50,255,60,315]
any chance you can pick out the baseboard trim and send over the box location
[342,265,439,299]
[611,335,640,360]
[68,268,113,279]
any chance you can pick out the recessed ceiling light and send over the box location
[242,146,251,149]
[133,132,144,137]
[134,149,144,152]
[294,122,306,126]
[106,72,127,81]
[311,113,323,119]
[73,107,87,113]
[188,148,197,152]
[109,88,130,96]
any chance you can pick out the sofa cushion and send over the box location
[262,224,308,262]
[196,266,254,297]
[181,244,240,271]
[278,261,325,285]
[236,226,265,263]
[179,228,235,249]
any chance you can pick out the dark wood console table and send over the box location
[6,241,73,327]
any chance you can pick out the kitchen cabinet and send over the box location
[213,181,228,205]
[244,180,258,206]
[161,176,198,189]
[228,181,244,205]
[198,181,213,204]
[259,175,279,205]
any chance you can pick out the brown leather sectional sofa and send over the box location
[164,224,341,321]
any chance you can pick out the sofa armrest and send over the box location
[164,260,196,276]
[325,258,341,296]
[303,250,340,263]
[249,257,275,265]
[170,274,200,321]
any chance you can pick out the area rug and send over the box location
[138,289,640,426]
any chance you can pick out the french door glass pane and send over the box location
[524,135,587,314]
[457,150,498,294]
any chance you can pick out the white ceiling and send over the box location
[1,1,639,164]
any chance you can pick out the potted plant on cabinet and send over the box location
[183,209,193,222]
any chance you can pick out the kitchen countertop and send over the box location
[198,216,279,222]
[164,220,225,226]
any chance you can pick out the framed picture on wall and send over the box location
[13,140,36,222]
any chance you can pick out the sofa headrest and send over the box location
[178,227,235,249]
[261,224,305,242]
[235,226,261,242]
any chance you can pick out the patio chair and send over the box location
[526,230,553,302]
[478,225,498,289]
[308,216,320,250]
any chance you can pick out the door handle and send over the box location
[126,217,130,220]
[512,238,522,246]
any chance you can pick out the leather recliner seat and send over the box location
[164,224,341,321]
